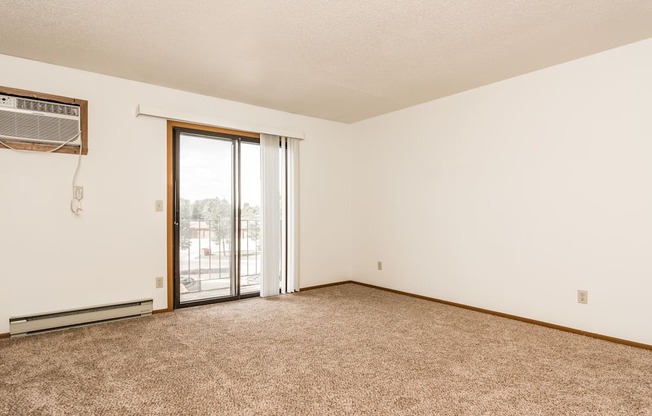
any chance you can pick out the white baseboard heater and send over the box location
[9,299,153,337]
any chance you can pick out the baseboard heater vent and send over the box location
[9,299,153,337]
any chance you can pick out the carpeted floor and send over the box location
[0,283,651,415]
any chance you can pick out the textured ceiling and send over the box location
[1,1,651,123]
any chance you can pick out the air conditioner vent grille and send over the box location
[16,97,79,117]
[0,110,14,137]
[2,112,79,143]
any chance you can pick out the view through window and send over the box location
[175,128,261,306]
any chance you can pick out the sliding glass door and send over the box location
[173,127,261,307]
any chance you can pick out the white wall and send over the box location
[351,38,652,345]
[3,38,651,346]
[0,55,352,333]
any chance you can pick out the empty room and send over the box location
[1,1,651,415]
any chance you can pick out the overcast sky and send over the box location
[179,134,260,207]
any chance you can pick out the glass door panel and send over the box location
[240,141,262,295]
[177,132,234,304]
[174,128,261,307]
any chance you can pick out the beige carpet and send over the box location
[1,283,650,415]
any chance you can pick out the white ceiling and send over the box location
[1,1,651,123]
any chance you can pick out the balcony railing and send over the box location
[179,218,261,297]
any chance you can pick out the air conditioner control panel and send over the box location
[0,95,16,109]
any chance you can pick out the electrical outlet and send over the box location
[155,200,164,212]
[377,261,383,271]
[577,290,588,304]
[155,276,164,288]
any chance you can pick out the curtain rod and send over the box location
[136,105,304,140]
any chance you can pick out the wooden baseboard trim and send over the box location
[300,281,353,291]
[153,308,173,314]
[351,281,652,351]
[0,332,9,339]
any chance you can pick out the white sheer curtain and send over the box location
[260,134,300,297]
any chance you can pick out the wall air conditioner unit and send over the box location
[0,94,81,146]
